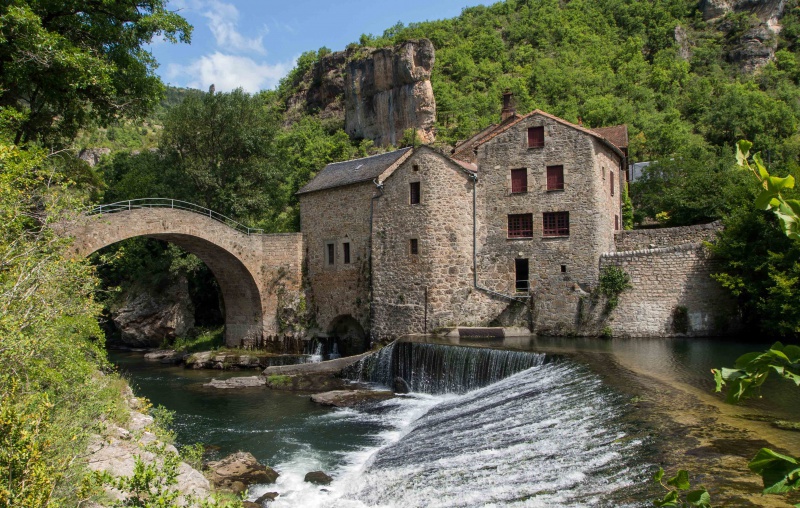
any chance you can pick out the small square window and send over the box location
[343,242,351,264]
[410,238,419,255]
[410,182,421,205]
[326,243,335,265]
[546,165,564,191]
[412,164,420,172]
[508,214,533,238]
[543,212,569,237]
[528,126,544,148]
[561,264,567,273]
[510,168,527,194]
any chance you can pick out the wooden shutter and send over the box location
[410,182,421,204]
[546,165,564,190]
[511,168,527,193]
[527,126,544,148]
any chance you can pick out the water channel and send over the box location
[109,336,800,507]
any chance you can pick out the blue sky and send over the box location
[150,0,488,93]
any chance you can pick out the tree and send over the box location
[0,1,191,145]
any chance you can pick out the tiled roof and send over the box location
[451,159,477,173]
[297,148,413,195]
[591,125,629,149]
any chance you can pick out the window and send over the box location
[561,264,567,273]
[508,214,533,238]
[412,164,420,172]
[343,242,351,264]
[410,182,421,205]
[546,165,564,191]
[543,212,569,237]
[615,215,619,231]
[326,243,335,265]
[610,171,615,196]
[410,238,419,255]
[527,126,544,148]
[510,168,527,194]
[515,259,529,292]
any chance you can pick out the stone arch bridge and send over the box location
[62,199,303,346]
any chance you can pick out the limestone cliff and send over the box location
[285,39,436,147]
[700,0,786,72]
[345,39,436,146]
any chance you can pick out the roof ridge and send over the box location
[324,146,412,166]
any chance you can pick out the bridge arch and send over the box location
[63,200,303,346]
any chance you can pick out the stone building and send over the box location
[298,99,637,345]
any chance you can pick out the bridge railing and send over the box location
[87,198,265,235]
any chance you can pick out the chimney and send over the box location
[501,89,516,122]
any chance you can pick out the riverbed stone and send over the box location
[310,389,395,407]
[204,376,266,389]
[255,492,279,504]
[206,452,279,493]
[144,349,188,364]
[304,470,333,485]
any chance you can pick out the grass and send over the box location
[170,326,225,353]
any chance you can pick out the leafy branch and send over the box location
[652,468,712,507]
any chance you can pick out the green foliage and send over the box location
[748,448,800,495]
[621,183,634,230]
[178,443,205,472]
[172,327,225,353]
[0,2,191,145]
[0,114,129,505]
[712,342,800,403]
[597,265,632,312]
[652,468,713,507]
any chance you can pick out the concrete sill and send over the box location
[506,236,533,241]
[541,235,569,240]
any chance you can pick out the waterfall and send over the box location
[309,342,323,363]
[344,341,547,394]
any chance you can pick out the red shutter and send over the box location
[508,214,533,238]
[546,165,564,190]
[543,212,569,236]
[527,127,544,148]
[511,169,527,193]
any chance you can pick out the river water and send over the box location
[109,336,800,507]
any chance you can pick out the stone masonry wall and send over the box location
[299,183,374,336]
[601,243,738,337]
[614,221,723,252]
[371,147,505,340]
[474,114,623,335]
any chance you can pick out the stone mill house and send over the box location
[297,97,734,350]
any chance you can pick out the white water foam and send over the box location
[250,362,647,507]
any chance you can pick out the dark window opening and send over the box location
[515,258,529,292]
[543,212,569,237]
[610,171,615,196]
[546,165,564,191]
[508,213,533,238]
[510,168,527,194]
[527,126,544,148]
[326,243,335,265]
[561,264,567,273]
[410,182,421,205]
[412,164,420,172]
[343,242,351,264]
[410,238,419,255]
[615,215,619,231]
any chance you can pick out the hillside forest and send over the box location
[3,0,800,504]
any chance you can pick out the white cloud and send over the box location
[202,0,266,55]
[167,52,294,93]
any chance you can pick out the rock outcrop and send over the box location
[284,39,437,147]
[345,39,436,146]
[303,471,333,485]
[110,276,194,347]
[206,452,279,494]
[204,376,266,389]
[310,389,395,407]
[700,0,786,72]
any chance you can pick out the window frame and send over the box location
[610,170,615,196]
[515,258,530,292]
[546,165,564,191]
[510,168,528,194]
[343,242,351,264]
[507,213,534,239]
[326,242,335,265]
[409,238,419,255]
[409,181,421,205]
[527,126,544,148]
[542,211,570,237]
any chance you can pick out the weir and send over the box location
[345,340,547,394]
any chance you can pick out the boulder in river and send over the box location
[204,376,266,389]
[206,452,279,494]
[310,389,395,408]
[304,470,333,485]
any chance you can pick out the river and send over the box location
[109,336,800,507]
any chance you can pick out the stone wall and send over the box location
[601,244,738,337]
[371,147,505,340]
[474,113,623,335]
[299,183,374,337]
[614,221,722,252]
